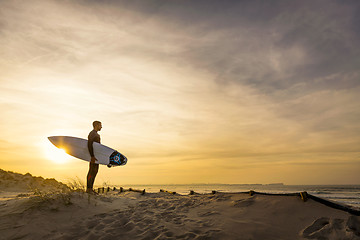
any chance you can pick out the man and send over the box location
[86,120,102,194]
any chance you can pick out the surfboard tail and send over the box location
[109,151,127,166]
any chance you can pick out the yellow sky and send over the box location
[0,0,359,185]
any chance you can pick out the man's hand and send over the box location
[91,156,97,163]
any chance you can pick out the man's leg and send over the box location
[86,162,99,192]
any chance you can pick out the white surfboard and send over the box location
[48,136,127,167]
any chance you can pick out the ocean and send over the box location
[116,184,360,209]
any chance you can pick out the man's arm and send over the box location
[88,133,97,163]
[88,139,95,158]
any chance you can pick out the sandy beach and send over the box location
[1,169,359,240]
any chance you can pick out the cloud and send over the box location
[0,0,359,184]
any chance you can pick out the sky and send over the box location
[0,0,359,185]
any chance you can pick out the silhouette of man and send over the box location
[86,120,102,194]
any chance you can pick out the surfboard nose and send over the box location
[48,136,60,147]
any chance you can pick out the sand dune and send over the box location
[0,170,359,240]
[0,169,69,193]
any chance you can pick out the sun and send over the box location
[44,141,71,164]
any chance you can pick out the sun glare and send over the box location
[44,141,71,164]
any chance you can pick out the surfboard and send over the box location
[48,136,127,167]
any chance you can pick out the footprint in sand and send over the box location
[93,213,108,219]
[231,198,254,207]
[102,217,114,224]
[347,216,360,236]
[142,216,155,225]
[198,219,214,228]
[166,206,176,211]
[94,223,105,231]
[123,220,135,231]
[301,216,360,239]
[138,201,149,207]
[86,219,98,229]
[183,199,195,207]
[172,216,184,225]
[177,232,197,239]
[85,233,101,240]
[202,229,223,239]
[137,228,162,240]
[198,210,220,217]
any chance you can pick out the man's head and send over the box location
[93,121,102,131]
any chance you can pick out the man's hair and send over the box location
[93,121,101,128]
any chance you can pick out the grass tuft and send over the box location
[67,177,85,192]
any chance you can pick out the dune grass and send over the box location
[25,176,87,211]
[66,176,86,192]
